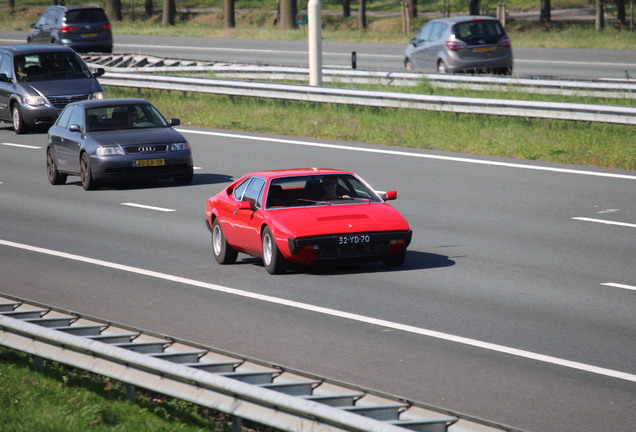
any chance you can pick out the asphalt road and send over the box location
[1,31,636,80]
[1,124,635,432]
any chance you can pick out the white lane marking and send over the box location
[2,238,635,384]
[178,129,636,181]
[601,283,636,291]
[516,59,636,67]
[1,142,42,149]
[572,217,636,228]
[121,203,176,212]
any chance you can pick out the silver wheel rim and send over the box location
[80,155,89,186]
[12,107,20,131]
[263,233,273,266]
[47,151,55,180]
[212,224,222,256]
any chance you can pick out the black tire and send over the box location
[436,60,448,74]
[212,219,238,264]
[11,104,27,134]
[46,148,67,185]
[80,152,97,190]
[174,166,194,185]
[262,226,287,275]
[383,250,407,267]
[404,58,415,72]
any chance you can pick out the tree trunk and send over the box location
[358,0,367,31]
[343,0,350,17]
[408,0,418,18]
[143,0,153,18]
[616,0,626,25]
[162,0,175,26]
[595,0,605,31]
[279,0,297,29]
[106,0,122,21]
[469,0,480,15]
[224,0,235,28]
[540,0,551,23]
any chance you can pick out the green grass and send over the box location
[104,85,636,170]
[0,347,229,431]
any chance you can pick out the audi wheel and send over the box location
[80,153,97,190]
[47,148,67,185]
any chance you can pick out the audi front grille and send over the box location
[125,145,168,154]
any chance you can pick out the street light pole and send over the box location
[308,0,322,86]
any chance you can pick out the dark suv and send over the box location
[0,45,105,134]
[28,5,113,53]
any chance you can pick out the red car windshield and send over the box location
[266,174,382,208]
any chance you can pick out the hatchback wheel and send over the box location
[80,153,97,190]
[262,227,287,274]
[46,148,67,185]
[404,58,415,72]
[436,61,448,74]
[11,104,27,134]
[212,219,238,264]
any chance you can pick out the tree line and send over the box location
[31,0,629,32]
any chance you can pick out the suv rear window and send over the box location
[65,8,109,24]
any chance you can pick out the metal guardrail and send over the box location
[0,293,524,432]
[97,71,636,125]
[82,53,636,99]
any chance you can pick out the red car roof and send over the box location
[247,168,353,179]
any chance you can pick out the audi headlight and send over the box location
[170,142,191,151]
[96,146,124,156]
[23,95,45,106]
[90,92,105,100]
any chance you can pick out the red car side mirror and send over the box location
[382,191,398,201]
[237,200,253,210]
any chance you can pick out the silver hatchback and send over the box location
[404,16,513,75]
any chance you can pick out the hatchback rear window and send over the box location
[65,8,109,24]
[454,20,504,42]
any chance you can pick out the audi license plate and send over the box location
[338,234,372,245]
[134,158,165,167]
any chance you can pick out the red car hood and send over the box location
[269,203,409,238]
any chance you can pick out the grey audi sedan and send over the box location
[46,98,193,190]
[404,16,513,74]
[0,44,105,134]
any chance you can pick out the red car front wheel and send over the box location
[262,227,287,275]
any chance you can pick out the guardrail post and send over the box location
[231,415,242,431]
[126,383,137,402]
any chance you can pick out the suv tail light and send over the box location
[445,40,467,51]
[58,26,77,33]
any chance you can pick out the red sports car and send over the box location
[205,168,412,274]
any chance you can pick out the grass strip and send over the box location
[106,86,636,170]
